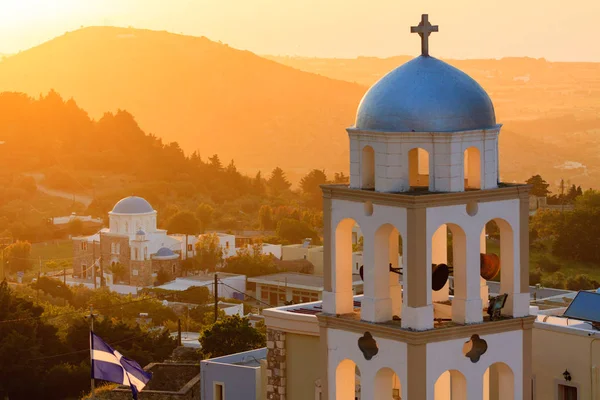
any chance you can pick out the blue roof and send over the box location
[136,229,145,235]
[354,56,496,133]
[155,247,175,257]
[111,196,154,214]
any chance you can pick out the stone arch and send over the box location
[464,146,482,189]
[431,223,468,323]
[434,369,467,400]
[408,147,430,189]
[480,217,516,315]
[361,145,375,189]
[368,223,403,320]
[374,367,401,400]
[335,359,361,400]
[329,218,362,315]
[483,362,515,400]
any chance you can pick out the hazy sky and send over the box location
[0,0,598,61]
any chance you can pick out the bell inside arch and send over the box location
[480,253,500,280]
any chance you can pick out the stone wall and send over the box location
[72,239,99,279]
[266,328,287,400]
[152,259,182,279]
[130,259,153,286]
[100,233,131,283]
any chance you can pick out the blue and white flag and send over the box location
[90,332,152,399]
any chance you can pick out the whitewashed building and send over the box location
[262,14,533,400]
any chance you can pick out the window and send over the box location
[81,265,87,279]
[111,243,116,254]
[134,248,139,260]
[81,242,88,251]
[558,384,577,400]
[124,222,128,233]
[214,382,224,400]
[144,247,148,260]
[172,264,176,275]
[260,285,287,305]
[292,289,319,304]
[187,244,193,252]
[116,243,121,255]
[132,269,138,276]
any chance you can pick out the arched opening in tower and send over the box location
[480,218,515,315]
[331,218,364,315]
[464,146,482,189]
[335,359,361,400]
[483,362,515,400]
[374,367,401,400]
[434,369,467,400]
[361,145,375,189]
[408,147,430,190]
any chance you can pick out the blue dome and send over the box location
[155,247,175,257]
[355,56,496,132]
[111,196,154,214]
[136,229,146,235]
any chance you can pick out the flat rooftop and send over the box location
[203,348,267,368]
[248,272,362,291]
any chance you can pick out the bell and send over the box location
[432,263,450,291]
[480,253,500,280]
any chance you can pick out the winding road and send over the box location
[25,173,93,207]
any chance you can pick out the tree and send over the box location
[299,169,328,209]
[195,203,215,233]
[166,211,199,260]
[155,269,173,286]
[553,209,600,263]
[253,171,266,195]
[222,244,278,277]
[194,233,224,272]
[333,172,349,184]
[541,271,566,289]
[4,240,32,274]
[67,218,84,236]
[110,262,127,283]
[526,175,551,197]
[267,167,291,196]
[208,154,223,170]
[276,218,320,245]
[566,274,599,291]
[575,189,600,211]
[199,315,266,359]
[258,205,275,230]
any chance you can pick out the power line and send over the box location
[17,332,151,364]
[0,294,165,325]
[217,279,273,308]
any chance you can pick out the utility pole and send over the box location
[88,305,97,400]
[92,240,97,290]
[214,273,218,322]
[177,319,182,346]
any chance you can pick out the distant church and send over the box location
[73,196,196,286]
[262,15,533,400]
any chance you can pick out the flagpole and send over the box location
[89,305,96,400]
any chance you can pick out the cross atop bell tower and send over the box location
[410,14,438,56]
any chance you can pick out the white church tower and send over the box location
[319,15,533,400]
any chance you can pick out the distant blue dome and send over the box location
[355,56,496,132]
[136,229,145,235]
[111,196,154,214]
[155,247,175,257]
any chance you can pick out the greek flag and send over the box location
[90,332,152,399]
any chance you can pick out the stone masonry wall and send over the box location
[266,328,287,400]
[152,259,182,279]
[72,239,99,279]
[100,234,131,283]
[130,259,153,286]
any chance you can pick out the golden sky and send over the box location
[0,0,598,61]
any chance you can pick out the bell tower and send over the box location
[318,15,534,400]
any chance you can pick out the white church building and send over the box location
[73,196,197,286]
[262,14,533,400]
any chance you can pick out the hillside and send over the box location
[266,55,600,188]
[0,27,365,180]
[1,26,599,188]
